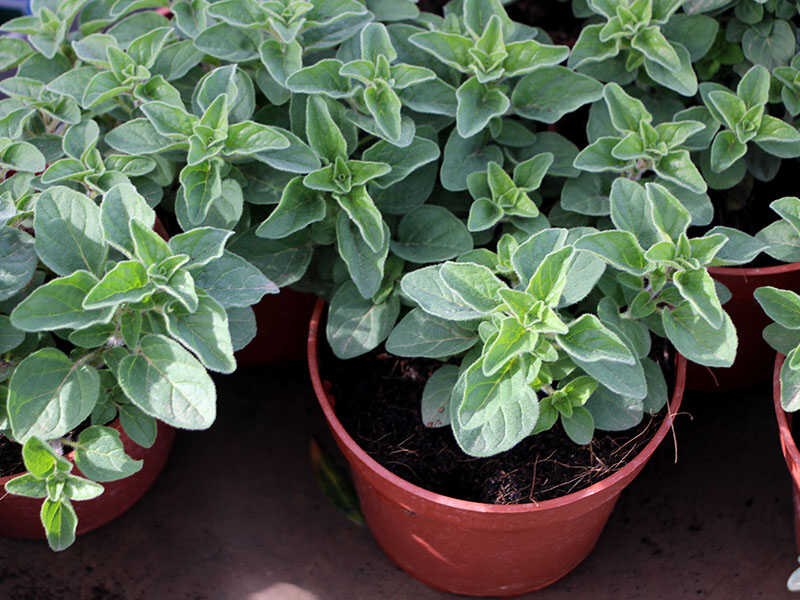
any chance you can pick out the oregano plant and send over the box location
[1,181,274,550]
[574,82,708,194]
[1,0,798,548]
[387,175,752,457]
[700,64,800,174]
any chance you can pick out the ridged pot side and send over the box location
[308,299,687,597]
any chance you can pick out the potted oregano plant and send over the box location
[559,0,800,391]
[309,175,748,594]
[276,0,760,594]
[0,178,275,550]
[0,1,278,549]
[0,0,776,588]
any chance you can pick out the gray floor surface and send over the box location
[0,363,796,600]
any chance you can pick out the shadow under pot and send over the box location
[0,421,174,539]
[307,299,687,597]
[687,264,800,393]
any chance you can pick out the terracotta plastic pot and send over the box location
[0,421,175,540]
[308,299,687,597]
[773,354,800,554]
[687,264,800,393]
[236,288,317,366]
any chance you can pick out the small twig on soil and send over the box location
[538,472,591,496]
[388,434,419,456]
[385,460,421,482]
[610,418,655,458]
[529,453,541,504]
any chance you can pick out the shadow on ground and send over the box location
[0,363,794,599]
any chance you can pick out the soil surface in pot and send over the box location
[0,436,23,478]
[325,344,673,505]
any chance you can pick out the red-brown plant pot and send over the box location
[307,299,687,597]
[0,421,175,540]
[773,353,800,554]
[687,264,800,393]
[235,288,317,366]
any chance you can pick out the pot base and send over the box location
[380,540,597,597]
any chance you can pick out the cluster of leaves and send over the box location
[0,182,273,549]
[388,178,753,455]
[758,281,800,412]
[571,0,702,96]
[0,2,287,550]
[3,0,800,545]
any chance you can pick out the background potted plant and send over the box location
[554,0,800,391]
[0,180,275,550]
[0,1,279,549]
[282,0,765,595]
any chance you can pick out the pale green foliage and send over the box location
[757,197,800,263]
[2,182,272,548]
[392,175,741,456]
[570,0,702,96]
[700,65,800,176]
[574,83,707,193]
[0,0,790,533]
[409,0,571,137]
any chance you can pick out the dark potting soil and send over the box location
[326,342,673,505]
[0,435,23,478]
[505,0,583,46]
[417,0,581,45]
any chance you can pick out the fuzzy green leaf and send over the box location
[117,334,216,429]
[7,348,98,443]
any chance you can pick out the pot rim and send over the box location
[308,298,687,515]
[709,262,800,278]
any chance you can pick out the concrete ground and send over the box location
[0,362,796,600]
